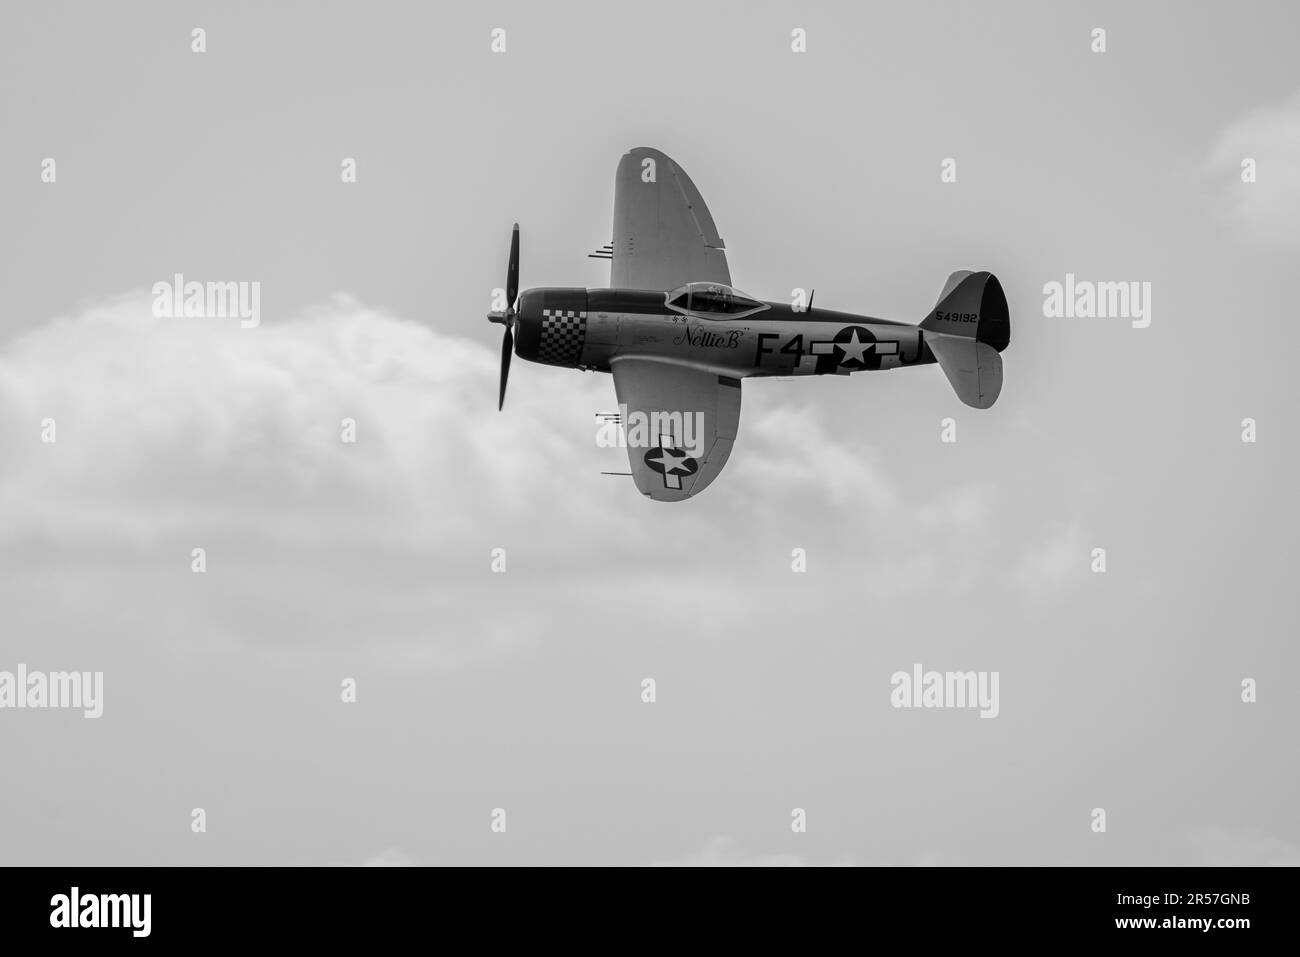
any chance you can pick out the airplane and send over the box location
[489,147,1010,502]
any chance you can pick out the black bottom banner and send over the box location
[0,865,1287,945]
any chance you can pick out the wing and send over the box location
[611,147,731,291]
[610,358,742,502]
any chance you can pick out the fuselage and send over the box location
[513,287,936,379]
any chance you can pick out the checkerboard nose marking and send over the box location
[538,309,587,366]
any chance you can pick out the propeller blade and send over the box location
[506,223,520,308]
[498,325,513,411]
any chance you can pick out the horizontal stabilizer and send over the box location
[927,335,1003,409]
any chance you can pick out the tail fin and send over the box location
[919,270,1009,409]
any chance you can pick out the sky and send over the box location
[1,0,1297,866]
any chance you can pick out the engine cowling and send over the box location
[514,288,589,368]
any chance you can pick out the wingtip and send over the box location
[625,146,670,161]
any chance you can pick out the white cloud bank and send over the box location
[0,291,1018,567]
[0,291,623,553]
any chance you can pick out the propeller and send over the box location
[498,319,513,411]
[487,224,520,410]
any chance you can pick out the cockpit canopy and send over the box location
[665,282,768,319]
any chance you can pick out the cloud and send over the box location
[650,835,854,867]
[358,848,422,867]
[0,290,625,554]
[1009,520,1090,596]
[1202,90,1300,247]
[1192,829,1300,867]
[741,404,900,510]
